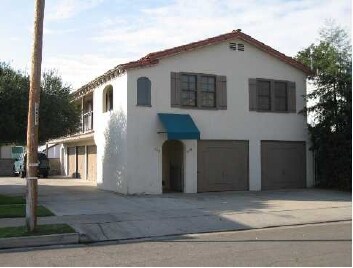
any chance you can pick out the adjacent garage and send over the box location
[66,145,97,183]
[261,141,306,190]
[197,140,249,192]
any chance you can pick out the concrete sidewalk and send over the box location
[0,177,351,242]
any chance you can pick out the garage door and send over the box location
[87,145,97,183]
[198,140,249,192]
[77,146,85,179]
[68,147,76,178]
[261,141,306,190]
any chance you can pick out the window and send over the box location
[200,76,216,107]
[171,72,227,110]
[103,85,113,112]
[137,77,151,106]
[257,80,271,111]
[274,82,287,112]
[181,74,197,106]
[248,78,296,113]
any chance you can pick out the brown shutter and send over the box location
[248,78,257,111]
[171,72,181,107]
[216,75,227,109]
[287,81,296,113]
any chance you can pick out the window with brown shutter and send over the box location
[274,81,287,112]
[200,76,216,108]
[181,74,197,107]
[257,80,271,111]
[249,78,296,113]
[171,72,226,110]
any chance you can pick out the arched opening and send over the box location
[162,140,184,193]
[103,84,113,112]
[137,77,151,106]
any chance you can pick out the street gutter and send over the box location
[0,232,79,249]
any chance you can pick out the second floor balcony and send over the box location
[78,93,94,134]
[83,110,93,132]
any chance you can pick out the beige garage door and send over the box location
[261,141,306,190]
[77,146,85,179]
[87,145,97,183]
[198,140,249,192]
[68,147,76,178]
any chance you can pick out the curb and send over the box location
[78,219,352,245]
[0,233,79,249]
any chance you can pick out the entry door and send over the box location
[162,140,183,192]
[197,140,249,192]
[261,141,306,190]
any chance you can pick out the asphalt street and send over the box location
[0,221,351,266]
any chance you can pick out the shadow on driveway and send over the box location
[0,176,351,242]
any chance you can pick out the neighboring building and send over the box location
[39,143,61,175]
[0,145,25,176]
[39,143,61,159]
[52,29,314,194]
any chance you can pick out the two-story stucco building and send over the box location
[52,29,314,194]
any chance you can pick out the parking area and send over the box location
[0,176,351,242]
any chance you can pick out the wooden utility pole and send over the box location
[26,0,45,232]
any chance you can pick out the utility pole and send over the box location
[26,0,45,232]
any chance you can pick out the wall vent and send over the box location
[237,43,245,51]
[229,42,237,50]
[229,42,244,51]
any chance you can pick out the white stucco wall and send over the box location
[93,73,128,193]
[125,38,313,194]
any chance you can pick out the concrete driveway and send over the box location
[0,177,351,242]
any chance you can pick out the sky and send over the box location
[0,0,351,89]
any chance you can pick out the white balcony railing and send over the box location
[83,111,93,132]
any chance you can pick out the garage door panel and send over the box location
[68,147,76,178]
[261,141,306,190]
[87,145,97,183]
[76,146,85,179]
[198,140,249,192]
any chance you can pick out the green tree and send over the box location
[296,22,352,190]
[0,62,29,144]
[0,63,81,145]
[39,70,81,143]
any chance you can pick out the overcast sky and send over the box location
[0,0,351,88]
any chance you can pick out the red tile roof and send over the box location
[118,29,312,74]
[72,29,312,99]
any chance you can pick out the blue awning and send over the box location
[158,113,200,140]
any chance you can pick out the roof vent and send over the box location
[229,42,237,50]
[229,42,245,52]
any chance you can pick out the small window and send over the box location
[274,82,288,112]
[103,85,113,112]
[257,80,271,111]
[137,77,151,106]
[181,74,197,107]
[200,76,216,107]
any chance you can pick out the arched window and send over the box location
[137,77,151,106]
[103,84,113,112]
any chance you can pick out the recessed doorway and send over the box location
[162,140,184,193]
